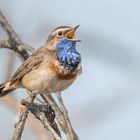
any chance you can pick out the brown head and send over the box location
[45,25,80,50]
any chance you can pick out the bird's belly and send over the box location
[21,69,75,93]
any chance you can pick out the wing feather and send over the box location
[10,47,50,85]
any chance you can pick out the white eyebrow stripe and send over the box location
[51,27,71,36]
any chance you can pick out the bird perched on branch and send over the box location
[0,25,82,97]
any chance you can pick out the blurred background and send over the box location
[0,0,140,140]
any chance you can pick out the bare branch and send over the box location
[0,11,29,60]
[0,40,11,49]
[57,94,79,140]
[22,100,61,140]
[12,93,37,140]
[0,11,21,44]
[12,104,28,140]
[39,116,61,140]
[43,94,79,140]
[20,43,35,53]
[1,96,50,140]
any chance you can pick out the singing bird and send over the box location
[0,25,82,97]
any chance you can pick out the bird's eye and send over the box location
[57,31,63,36]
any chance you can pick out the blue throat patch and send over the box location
[56,39,81,73]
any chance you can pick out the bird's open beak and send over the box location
[66,25,81,42]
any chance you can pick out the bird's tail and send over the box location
[0,81,17,98]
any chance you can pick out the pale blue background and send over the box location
[0,0,140,140]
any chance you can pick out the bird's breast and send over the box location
[21,60,80,93]
[49,62,79,80]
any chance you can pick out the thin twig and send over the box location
[0,11,29,60]
[0,11,21,44]
[0,40,11,49]
[21,100,61,140]
[12,93,36,140]
[39,115,61,140]
[1,97,50,140]
[41,94,79,140]
[21,43,35,53]
[12,103,29,140]
[57,93,79,140]
[44,94,79,140]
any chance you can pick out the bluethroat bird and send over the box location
[0,25,82,97]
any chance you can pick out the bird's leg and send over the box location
[26,90,38,103]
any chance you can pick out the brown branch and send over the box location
[0,11,21,44]
[1,97,50,140]
[12,104,28,140]
[0,40,11,49]
[57,94,79,140]
[0,10,29,60]
[39,116,61,140]
[12,93,37,140]
[22,100,61,140]
[43,94,79,140]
